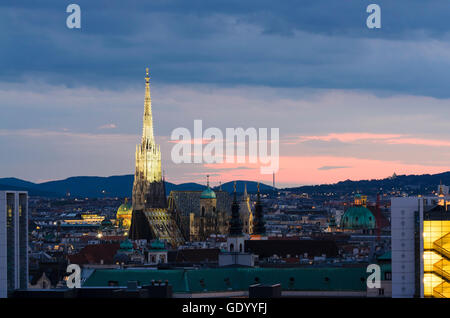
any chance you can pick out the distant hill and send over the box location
[0,176,274,198]
[2,171,449,198]
[285,171,450,196]
[214,180,275,194]
[0,175,159,198]
[0,175,136,198]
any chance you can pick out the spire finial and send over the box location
[257,182,260,193]
[145,67,150,84]
[207,174,210,187]
[233,181,236,193]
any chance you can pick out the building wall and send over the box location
[0,192,7,298]
[366,280,392,297]
[0,191,28,298]
[391,197,421,298]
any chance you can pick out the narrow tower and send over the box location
[252,182,266,236]
[129,68,184,245]
[131,67,164,212]
[229,181,243,236]
[239,183,253,234]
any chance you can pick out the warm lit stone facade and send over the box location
[129,69,184,247]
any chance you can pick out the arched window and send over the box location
[230,243,234,252]
[201,206,205,217]
[239,243,243,252]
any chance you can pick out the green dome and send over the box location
[120,238,133,251]
[341,206,376,230]
[200,187,216,199]
[117,201,132,223]
[117,201,132,216]
[101,219,112,227]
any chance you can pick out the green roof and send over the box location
[101,219,112,226]
[150,240,165,250]
[377,251,391,261]
[341,206,376,230]
[119,239,133,251]
[200,187,216,199]
[84,267,368,293]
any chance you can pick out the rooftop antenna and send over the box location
[376,192,381,241]
[273,172,275,188]
[273,171,276,197]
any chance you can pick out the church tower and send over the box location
[129,68,184,246]
[227,182,245,252]
[239,183,253,234]
[132,68,164,211]
[251,183,266,238]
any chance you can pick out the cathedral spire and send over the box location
[142,67,154,143]
[132,67,162,212]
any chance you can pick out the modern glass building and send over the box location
[0,191,28,298]
[392,193,450,298]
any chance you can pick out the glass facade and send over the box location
[423,217,450,297]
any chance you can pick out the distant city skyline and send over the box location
[2,1,450,187]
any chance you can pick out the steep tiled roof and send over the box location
[68,243,120,265]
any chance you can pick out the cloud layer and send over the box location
[2,1,450,186]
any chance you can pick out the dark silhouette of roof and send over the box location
[68,243,120,265]
[245,240,339,258]
[168,248,220,263]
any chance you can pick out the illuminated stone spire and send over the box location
[142,67,154,143]
[239,182,253,234]
[132,67,163,211]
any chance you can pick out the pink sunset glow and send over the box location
[201,155,450,187]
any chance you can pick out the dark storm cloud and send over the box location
[1,1,450,96]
